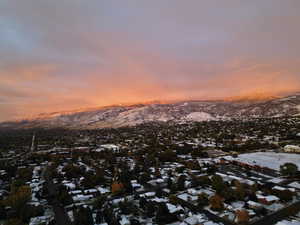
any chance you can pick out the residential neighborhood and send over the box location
[0,117,300,225]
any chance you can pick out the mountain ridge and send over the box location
[1,93,300,129]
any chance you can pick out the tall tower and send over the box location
[30,133,36,152]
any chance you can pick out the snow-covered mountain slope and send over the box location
[183,112,215,122]
[1,94,300,129]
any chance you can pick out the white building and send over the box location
[284,145,300,153]
[96,144,120,153]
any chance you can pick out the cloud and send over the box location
[0,0,300,121]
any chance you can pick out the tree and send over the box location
[197,193,209,208]
[111,181,124,195]
[19,204,44,223]
[169,195,179,205]
[198,176,211,187]
[3,218,24,225]
[167,177,173,189]
[280,163,298,176]
[211,175,226,194]
[57,185,72,205]
[236,210,250,224]
[155,187,163,198]
[93,195,107,210]
[130,219,141,225]
[0,203,6,220]
[191,175,201,187]
[275,190,294,202]
[119,199,136,215]
[139,172,150,185]
[17,167,33,183]
[209,194,224,211]
[74,206,93,225]
[4,185,31,216]
[103,207,114,224]
[159,149,177,162]
[145,201,155,218]
[234,180,246,201]
[62,164,83,179]
[95,210,104,224]
[177,175,186,191]
[122,179,133,194]
[156,202,175,224]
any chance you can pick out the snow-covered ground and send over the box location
[184,112,215,122]
[225,152,300,171]
[276,220,300,225]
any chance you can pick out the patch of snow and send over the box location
[204,221,221,225]
[276,220,300,225]
[225,152,300,171]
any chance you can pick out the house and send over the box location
[141,192,156,198]
[288,181,300,190]
[183,214,207,225]
[247,200,263,209]
[72,194,93,202]
[148,178,166,188]
[98,144,120,153]
[256,194,280,205]
[63,181,76,190]
[96,186,110,194]
[166,203,184,214]
[69,190,82,195]
[206,149,227,158]
[84,188,98,196]
[177,193,198,202]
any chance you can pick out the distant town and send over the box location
[0,117,300,225]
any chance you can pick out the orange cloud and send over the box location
[1,41,300,121]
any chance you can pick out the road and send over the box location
[43,166,72,225]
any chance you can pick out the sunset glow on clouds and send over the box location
[1,0,300,121]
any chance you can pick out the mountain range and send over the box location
[1,93,300,129]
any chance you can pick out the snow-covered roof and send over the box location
[72,194,93,202]
[119,216,130,225]
[247,200,262,208]
[177,193,198,201]
[288,182,300,189]
[276,220,300,225]
[84,189,98,194]
[152,197,168,203]
[273,186,287,191]
[70,190,82,195]
[269,177,285,184]
[64,182,76,190]
[184,214,206,225]
[257,194,280,202]
[167,203,184,213]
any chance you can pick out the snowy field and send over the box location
[225,152,300,171]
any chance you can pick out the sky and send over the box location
[1,0,300,121]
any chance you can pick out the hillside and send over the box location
[1,94,300,129]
